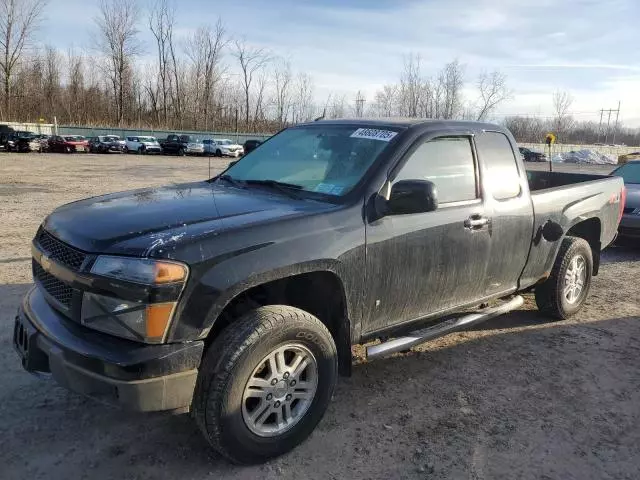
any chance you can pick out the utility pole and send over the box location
[598,109,604,142]
[612,100,621,144]
[599,103,621,144]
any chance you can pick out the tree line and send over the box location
[1,0,638,146]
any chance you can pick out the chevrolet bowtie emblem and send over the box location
[40,254,52,271]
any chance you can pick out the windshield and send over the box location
[139,136,156,142]
[223,125,399,196]
[64,136,84,141]
[218,139,232,145]
[613,163,640,184]
[105,136,120,141]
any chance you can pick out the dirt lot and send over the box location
[1,153,639,480]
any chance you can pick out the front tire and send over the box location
[192,306,338,464]
[535,236,593,319]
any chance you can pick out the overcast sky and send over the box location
[42,0,640,126]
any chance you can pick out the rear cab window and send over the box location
[475,131,522,200]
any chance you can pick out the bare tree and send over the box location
[292,72,314,123]
[371,84,397,117]
[95,0,140,126]
[439,59,464,119]
[476,71,511,121]
[185,20,227,129]
[399,53,422,117]
[272,58,292,127]
[149,0,174,126]
[552,90,573,140]
[233,38,270,129]
[0,0,46,118]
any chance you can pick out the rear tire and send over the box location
[535,236,593,319]
[192,305,338,464]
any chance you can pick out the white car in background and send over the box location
[204,138,244,157]
[125,136,162,154]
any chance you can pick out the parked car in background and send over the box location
[618,152,640,165]
[611,160,640,239]
[243,139,263,155]
[88,135,125,153]
[48,135,89,153]
[211,138,244,157]
[161,134,204,156]
[519,147,548,162]
[125,136,162,154]
[1,130,36,151]
[0,125,14,150]
[13,132,47,152]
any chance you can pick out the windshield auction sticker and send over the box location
[350,128,398,142]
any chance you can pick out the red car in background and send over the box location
[48,135,89,153]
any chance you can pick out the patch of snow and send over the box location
[552,149,617,165]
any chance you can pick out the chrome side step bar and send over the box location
[366,295,524,360]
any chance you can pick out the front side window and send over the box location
[224,125,400,197]
[394,136,477,204]
[475,131,521,200]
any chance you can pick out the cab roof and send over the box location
[300,117,506,134]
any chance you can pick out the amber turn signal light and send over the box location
[154,261,188,284]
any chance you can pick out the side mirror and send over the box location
[387,180,438,215]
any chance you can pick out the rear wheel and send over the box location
[535,236,593,319]
[192,305,338,464]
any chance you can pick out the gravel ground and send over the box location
[1,153,639,480]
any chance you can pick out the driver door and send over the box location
[363,134,492,334]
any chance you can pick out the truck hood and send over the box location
[43,181,333,256]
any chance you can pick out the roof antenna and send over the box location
[314,107,326,122]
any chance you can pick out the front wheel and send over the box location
[535,236,593,319]
[192,306,338,464]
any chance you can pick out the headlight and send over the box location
[81,292,176,343]
[91,256,188,284]
[84,256,188,343]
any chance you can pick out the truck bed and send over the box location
[519,169,624,289]
[526,170,612,191]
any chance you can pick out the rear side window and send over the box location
[475,132,521,200]
[395,136,477,204]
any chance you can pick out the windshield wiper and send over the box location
[215,174,246,188]
[244,179,304,199]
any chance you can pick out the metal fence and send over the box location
[58,125,272,144]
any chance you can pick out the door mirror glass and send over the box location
[388,180,438,215]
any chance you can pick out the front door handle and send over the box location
[464,215,489,229]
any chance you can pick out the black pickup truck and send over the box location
[14,119,625,464]
[160,134,204,156]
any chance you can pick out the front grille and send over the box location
[36,229,87,271]
[32,261,74,307]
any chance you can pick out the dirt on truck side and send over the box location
[1,153,640,479]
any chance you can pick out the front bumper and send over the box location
[222,149,243,157]
[619,214,640,237]
[14,287,203,411]
[185,147,204,154]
